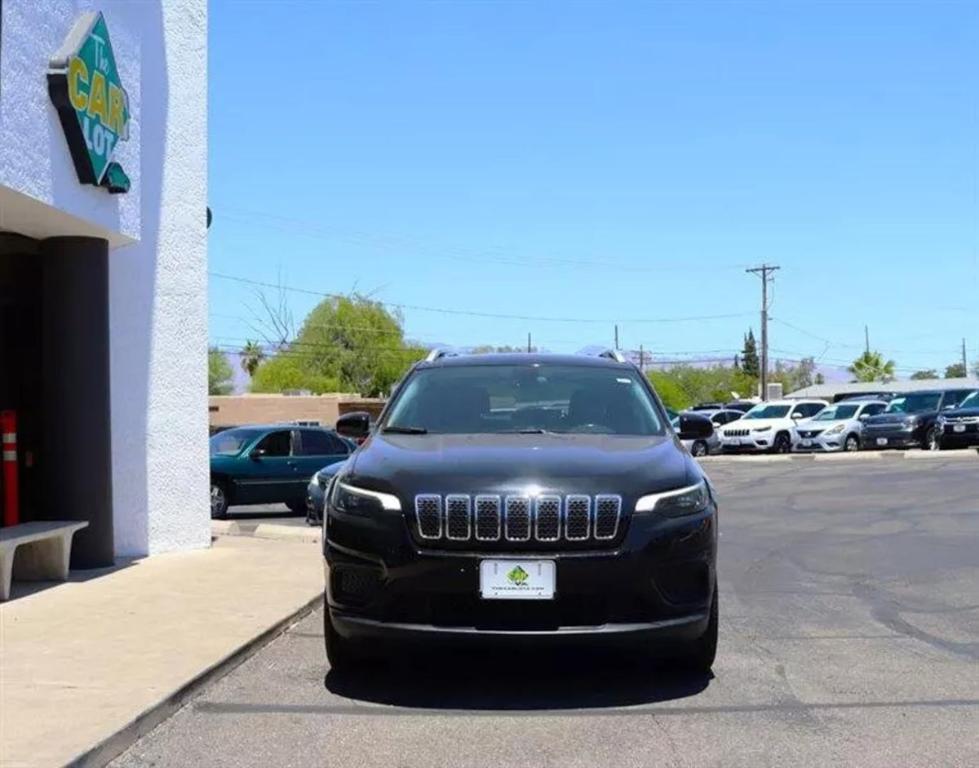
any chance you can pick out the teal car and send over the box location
[209,425,355,519]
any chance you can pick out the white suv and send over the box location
[718,399,828,453]
[792,399,888,453]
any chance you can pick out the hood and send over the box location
[344,432,696,504]
[796,417,850,429]
[943,407,979,419]
[864,412,922,426]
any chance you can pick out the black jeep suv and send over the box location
[324,351,718,672]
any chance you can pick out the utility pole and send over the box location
[639,344,645,372]
[746,264,780,400]
[962,338,968,376]
[865,325,870,355]
[527,332,532,353]
[614,324,620,350]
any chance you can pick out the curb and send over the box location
[68,593,324,768]
[211,520,322,544]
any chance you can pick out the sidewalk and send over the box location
[0,536,324,768]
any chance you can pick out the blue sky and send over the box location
[209,0,977,377]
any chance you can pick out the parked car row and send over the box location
[711,387,979,454]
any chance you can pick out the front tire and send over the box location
[679,584,718,674]
[844,434,860,452]
[924,426,941,451]
[210,480,229,520]
[773,432,792,454]
[690,440,708,458]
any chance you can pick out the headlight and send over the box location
[937,416,947,427]
[825,424,845,435]
[752,426,771,433]
[635,479,710,517]
[330,481,401,514]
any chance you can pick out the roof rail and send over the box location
[596,348,628,364]
[425,348,457,363]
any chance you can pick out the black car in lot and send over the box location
[323,351,718,673]
[860,388,977,450]
[938,390,979,449]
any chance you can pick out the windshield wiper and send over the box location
[501,428,552,434]
[382,425,428,434]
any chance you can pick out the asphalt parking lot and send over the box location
[116,457,978,768]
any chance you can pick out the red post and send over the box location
[1,410,18,527]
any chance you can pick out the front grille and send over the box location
[445,495,471,540]
[797,429,824,438]
[416,494,442,539]
[724,428,750,437]
[414,493,622,545]
[945,416,979,424]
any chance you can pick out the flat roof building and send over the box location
[0,1,208,565]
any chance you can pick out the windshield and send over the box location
[885,394,941,414]
[209,428,262,456]
[954,391,978,410]
[383,364,666,435]
[815,404,859,421]
[742,404,791,420]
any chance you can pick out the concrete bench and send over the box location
[0,521,89,601]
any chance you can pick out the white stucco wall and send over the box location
[0,0,210,556]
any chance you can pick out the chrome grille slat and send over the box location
[415,494,442,539]
[534,495,561,541]
[505,496,531,541]
[445,495,471,540]
[594,495,621,540]
[474,495,501,541]
[564,495,591,541]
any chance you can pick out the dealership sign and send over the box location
[48,11,131,193]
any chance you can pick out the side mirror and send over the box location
[336,411,371,440]
[249,448,266,460]
[858,414,869,421]
[677,414,713,441]
[791,412,804,420]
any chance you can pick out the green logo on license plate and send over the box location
[507,565,529,585]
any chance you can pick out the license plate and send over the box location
[876,437,888,446]
[729,438,741,446]
[479,559,555,600]
[954,424,966,433]
[801,439,812,447]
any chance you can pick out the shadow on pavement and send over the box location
[324,647,712,710]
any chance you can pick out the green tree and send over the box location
[648,364,758,411]
[848,350,896,383]
[815,372,825,385]
[910,369,938,380]
[208,347,233,395]
[770,356,816,393]
[240,340,265,378]
[741,330,759,378]
[944,362,967,378]
[250,295,426,397]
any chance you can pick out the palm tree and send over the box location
[240,340,265,378]
[848,350,896,383]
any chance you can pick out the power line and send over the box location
[209,271,756,325]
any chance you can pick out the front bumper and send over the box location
[718,434,773,452]
[324,499,716,645]
[861,429,920,449]
[792,432,846,452]
[941,424,979,447]
[306,481,327,524]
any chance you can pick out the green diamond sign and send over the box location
[507,565,529,585]
[48,11,131,193]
